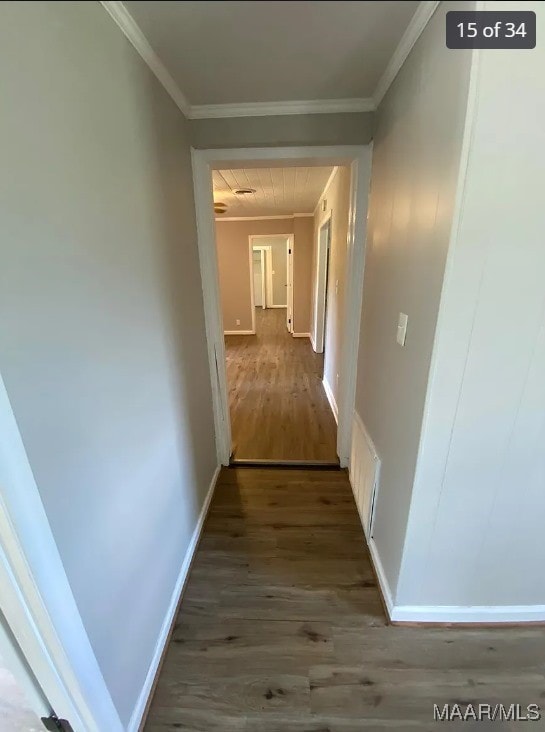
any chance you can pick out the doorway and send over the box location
[314,216,332,356]
[192,146,372,467]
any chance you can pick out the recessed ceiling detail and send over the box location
[213,166,334,218]
[118,1,427,114]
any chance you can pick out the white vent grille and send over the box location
[349,411,380,539]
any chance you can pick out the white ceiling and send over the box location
[213,166,333,217]
[124,1,419,108]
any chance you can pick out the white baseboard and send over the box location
[128,465,220,732]
[365,535,545,625]
[224,330,255,335]
[366,537,394,620]
[292,332,311,339]
[268,305,287,309]
[391,604,545,624]
[322,377,338,424]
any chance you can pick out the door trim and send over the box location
[0,374,123,732]
[191,145,372,467]
[313,212,332,354]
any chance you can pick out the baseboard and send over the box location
[390,604,545,625]
[268,305,287,309]
[322,377,338,424]
[292,332,311,339]
[224,330,255,335]
[310,333,317,352]
[366,537,394,621]
[129,465,221,732]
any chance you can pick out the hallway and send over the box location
[225,309,338,462]
[145,468,545,731]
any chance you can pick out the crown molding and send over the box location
[100,1,190,116]
[102,1,437,121]
[373,1,440,108]
[188,98,374,119]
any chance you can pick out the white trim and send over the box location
[250,234,290,309]
[224,330,255,336]
[194,146,369,166]
[191,149,232,465]
[310,333,317,352]
[192,145,371,468]
[336,152,372,466]
[189,98,375,119]
[366,537,395,620]
[216,214,311,222]
[128,465,220,732]
[313,212,332,354]
[373,1,440,107]
[292,333,311,338]
[286,234,294,331]
[100,2,190,116]
[0,374,122,732]
[248,240,257,332]
[313,167,339,216]
[101,2,437,121]
[251,244,272,308]
[391,605,545,625]
[322,377,338,425]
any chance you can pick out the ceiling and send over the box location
[124,1,419,109]
[213,166,333,217]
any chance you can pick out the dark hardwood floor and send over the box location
[224,309,338,462]
[144,468,545,731]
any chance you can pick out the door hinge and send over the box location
[288,248,291,254]
[41,714,74,731]
[288,318,291,323]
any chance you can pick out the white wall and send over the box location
[0,2,216,726]
[396,1,545,613]
[355,2,475,597]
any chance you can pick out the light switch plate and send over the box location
[397,312,408,346]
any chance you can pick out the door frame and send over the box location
[191,145,372,467]
[0,375,123,732]
[286,237,294,333]
[313,212,333,353]
[249,236,278,310]
[249,241,272,318]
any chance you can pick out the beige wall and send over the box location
[354,1,474,597]
[0,2,216,727]
[190,112,374,149]
[216,219,293,331]
[292,217,314,334]
[217,217,315,333]
[313,167,351,406]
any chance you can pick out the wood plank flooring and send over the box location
[224,309,337,462]
[145,468,545,731]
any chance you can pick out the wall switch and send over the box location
[396,313,408,346]
[236,319,240,326]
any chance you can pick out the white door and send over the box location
[252,250,264,308]
[0,616,51,729]
[286,237,293,332]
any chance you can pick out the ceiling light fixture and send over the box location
[214,202,227,214]
[233,187,256,195]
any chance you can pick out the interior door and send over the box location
[252,249,264,308]
[286,237,293,332]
